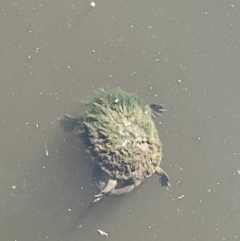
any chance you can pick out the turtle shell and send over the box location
[77,88,162,182]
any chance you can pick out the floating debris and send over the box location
[176,180,181,185]
[177,194,185,200]
[176,165,184,171]
[97,229,108,238]
[238,170,240,175]
[90,1,96,8]
[44,142,49,156]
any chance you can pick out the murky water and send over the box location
[1,0,240,240]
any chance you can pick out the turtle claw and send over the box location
[93,187,107,202]
[93,196,103,203]
[149,103,166,115]
[94,193,104,198]
[92,177,119,202]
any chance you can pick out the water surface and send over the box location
[1,1,240,240]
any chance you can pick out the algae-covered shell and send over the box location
[77,88,162,182]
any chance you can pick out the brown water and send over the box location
[1,0,240,240]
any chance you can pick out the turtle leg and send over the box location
[59,114,78,131]
[108,180,141,197]
[155,166,170,187]
[92,165,142,202]
[95,177,141,196]
[145,103,167,117]
[93,177,118,202]
[94,180,141,202]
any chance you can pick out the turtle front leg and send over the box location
[155,166,170,187]
[145,103,167,117]
[59,114,78,131]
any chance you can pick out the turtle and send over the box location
[59,88,169,202]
